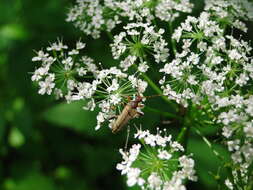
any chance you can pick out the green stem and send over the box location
[176,118,190,149]
[106,31,113,40]
[176,105,191,150]
[169,22,177,56]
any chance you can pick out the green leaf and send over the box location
[43,101,102,136]
[128,185,140,190]
[4,178,16,190]
[11,172,56,190]
[81,144,116,179]
[187,138,230,189]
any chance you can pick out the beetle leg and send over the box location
[108,115,118,120]
[136,111,144,117]
[138,104,144,108]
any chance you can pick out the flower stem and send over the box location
[169,22,177,56]
[176,105,191,150]
[176,119,190,149]
[106,31,113,40]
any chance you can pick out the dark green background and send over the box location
[0,0,252,190]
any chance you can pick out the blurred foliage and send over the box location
[0,0,252,190]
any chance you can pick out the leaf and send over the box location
[81,144,116,179]
[128,185,141,190]
[4,178,16,190]
[187,138,230,188]
[43,101,103,136]
[11,172,56,190]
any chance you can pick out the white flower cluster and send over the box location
[66,0,193,38]
[117,129,197,190]
[31,39,92,97]
[217,96,253,186]
[160,13,222,106]
[32,40,148,130]
[172,12,223,43]
[94,71,147,130]
[155,0,193,22]
[161,12,253,106]
[66,0,121,38]
[32,0,253,188]
[205,0,253,32]
[111,22,169,71]
[160,8,253,186]
[110,0,193,22]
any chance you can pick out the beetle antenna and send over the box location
[124,125,130,151]
[144,93,179,100]
[144,94,165,99]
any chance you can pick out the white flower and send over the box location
[179,156,197,181]
[187,75,198,85]
[235,73,249,87]
[219,110,240,125]
[171,141,184,152]
[228,49,242,60]
[76,41,86,50]
[109,94,121,105]
[31,65,50,81]
[138,62,149,73]
[227,140,240,152]
[163,178,186,190]
[38,74,55,95]
[129,144,141,163]
[127,168,142,187]
[32,50,49,62]
[83,99,96,111]
[62,57,74,69]
[68,49,79,55]
[144,134,157,147]
[47,40,68,51]
[222,126,233,138]
[95,112,105,130]
[134,129,150,139]
[158,149,172,160]
[107,79,119,93]
[225,179,234,190]
[244,122,253,138]
[148,172,162,190]
[54,88,63,99]
[120,55,137,71]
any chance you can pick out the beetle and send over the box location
[111,95,144,134]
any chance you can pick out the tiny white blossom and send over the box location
[158,149,172,160]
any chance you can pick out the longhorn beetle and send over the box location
[111,93,169,133]
[111,95,144,134]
